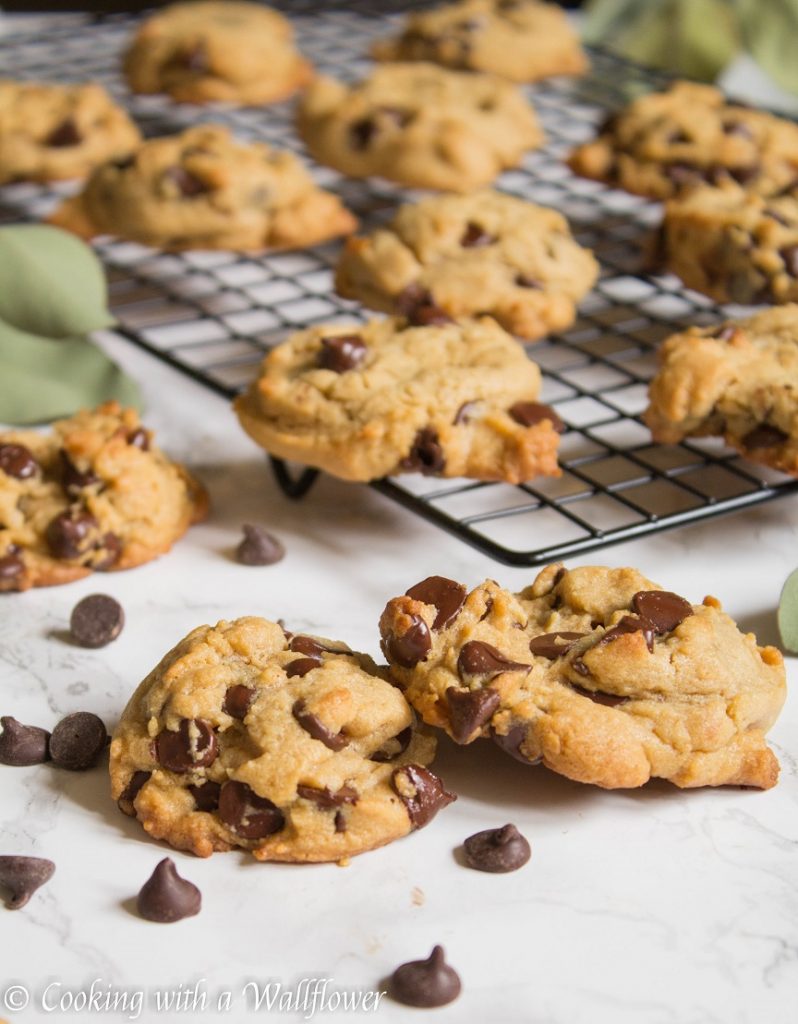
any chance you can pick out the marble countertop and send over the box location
[1,331,796,1024]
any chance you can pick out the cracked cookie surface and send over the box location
[0,402,206,592]
[379,565,785,789]
[234,315,563,483]
[110,617,453,862]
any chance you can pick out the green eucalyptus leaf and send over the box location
[736,0,798,95]
[777,567,798,654]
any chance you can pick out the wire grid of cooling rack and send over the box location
[2,4,797,566]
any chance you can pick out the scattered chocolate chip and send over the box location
[571,683,627,707]
[45,508,98,560]
[0,443,38,479]
[370,725,412,763]
[457,641,530,682]
[137,858,201,923]
[60,451,100,495]
[296,783,358,808]
[391,764,456,829]
[285,657,320,678]
[318,334,366,373]
[155,719,217,774]
[632,590,693,634]
[445,687,500,744]
[515,274,542,289]
[292,699,349,750]
[509,401,565,433]
[69,593,124,649]
[49,712,107,771]
[528,631,587,660]
[490,723,537,763]
[350,117,376,149]
[400,428,445,475]
[742,424,789,448]
[389,946,461,1008]
[118,770,150,815]
[0,855,55,909]
[406,576,466,631]
[165,166,209,197]
[382,613,431,668]
[0,716,50,766]
[463,823,530,873]
[236,524,285,566]
[218,780,284,839]
[460,221,494,247]
[188,780,221,812]
[0,551,24,585]
[127,427,150,450]
[46,118,81,147]
[396,284,453,326]
[223,684,255,720]
[453,401,478,425]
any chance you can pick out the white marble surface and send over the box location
[0,332,796,1024]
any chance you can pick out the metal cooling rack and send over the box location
[2,5,797,566]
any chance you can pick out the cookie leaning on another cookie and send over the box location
[335,190,598,341]
[110,617,454,862]
[49,125,356,252]
[234,316,563,483]
[379,565,785,789]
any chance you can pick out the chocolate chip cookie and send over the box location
[234,316,563,483]
[0,402,207,592]
[0,80,140,186]
[373,0,587,82]
[645,306,798,477]
[123,1,312,105]
[110,617,454,861]
[297,63,543,192]
[568,81,798,200]
[335,190,598,340]
[656,181,798,305]
[379,566,785,789]
[49,124,356,252]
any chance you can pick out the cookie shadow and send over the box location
[734,606,783,652]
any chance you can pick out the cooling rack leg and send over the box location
[268,457,320,500]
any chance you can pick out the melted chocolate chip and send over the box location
[463,823,531,873]
[406,576,466,630]
[46,118,81,147]
[334,811,346,833]
[382,614,431,668]
[370,725,412,763]
[127,427,150,450]
[236,524,285,566]
[460,221,494,247]
[45,508,98,560]
[400,428,445,475]
[296,784,358,808]
[69,594,125,648]
[137,858,201,923]
[350,117,376,149]
[218,780,284,839]
[571,683,627,707]
[742,424,789,449]
[389,946,461,1008]
[396,284,453,326]
[118,770,150,815]
[292,699,349,750]
[318,334,366,373]
[457,641,530,682]
[165,166,209,197]
[155,719,217,774]
[0,716,50,766]
[632,590,693,634]
[391,764,456,829]
[445,687,500,743]
[453,401,478,425]
[528,631,587,660]
[223,684,255,720]
[0,443,38,479]
[285,657,321,678]
[188,780,221,812]
[0,856,55,910]
[94,531,122,571]
[288,636,325,658]
[60,451,101,495]
[490,723,537,763]
[49,712,107,771]
[0,551,24,586]
[509,401,565,433]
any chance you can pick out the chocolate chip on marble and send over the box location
[118,770,150,815]
[318,334,366,373]
[137,858,201,923]
[457,641,530,682]
[742,424,789,449]
[571,683,627,707]
[632,590,693,634]
[0,443,38,479]
[445,687,500,743]
[188,780,221,812]
[460,221,494,247]
[49,712,108,771]
[0,855,55,909]
[509,401,565,433]
[69,594,124,648]
[45,508,98,560]
[463,823,531,873]
[236,524,285,566]
[155,719,217,774]
[400,428,446,475]
[391,764,456,829]
[127,427,150,450]
[296,784,358,808]
[370,725,412,763]
[166,166,209,197]
[223,684,255,721]
[382,613,431,669]
[0,551,24,586]
[528,631,587,660]
[491,723,538,763]
[218,780,285,839]
[292,700,349,750]
[0,716,50,766]
[285,657,321,679]
[389,946,461,1008]
[406,576,467,631]
[46,118,81,147]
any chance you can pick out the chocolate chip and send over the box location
[0,716,50,766]
[0,855,55,909]
[350,117,376,149]
[780,246,798,277]
[742,424,789,448]
[285,657,320,678]
[127,427,150,450]
[528,631,587,660]
[236,524,285,566]
[391,764,456,829]
[572,615,655,675]
[118,770,150,815]
[515,274,542,289]
[571,683,627,707]
[223,684,255,720]
[727,164,759,185]
[288,636,325,658]
[60,451,100,495]
[49,712,107,771]
[723,120,754,140]
[666,162,703,186]
[296,784,358,808]
[400,428,445,475]
[707,324,737,341]
[490,723,537,763]
[137,858,201,923]
[334,811,346,833]
[111,155,135,171]
[155,719,217,774]
[292,699,349,750]
[463,823,531,873]
[69,594,124,648]
[46,118,81,147]
[94,532,123,571]
[406,576,466,631]
[509,401,565,433]
[166,166,209,197]
[45,508,98,560]
[188,780,221,812]
[382,613,431,669]
[182,43,208,73]
[453,401,478,425]
[0,443,38,479]
[445,687,500,743]
[632,590,693,634]
[0,551,24,586]
[370,725,412,763]
[457,641,530,682]
[665,128,690,144]
[218,780,284,839]
[318,334,366,373]
[389,946,461,1008]
[396,284,453,326]
[460,221,494,247]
